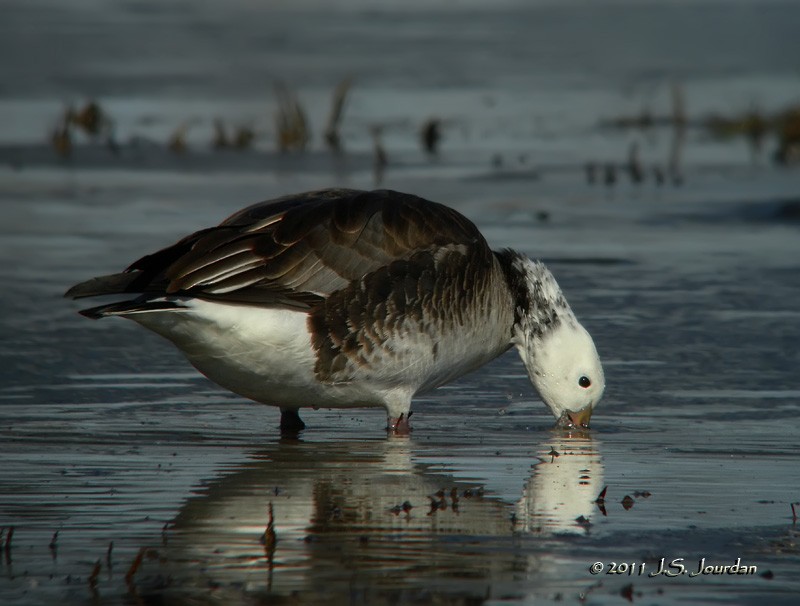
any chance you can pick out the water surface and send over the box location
[1,1,799,604]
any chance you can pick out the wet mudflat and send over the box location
[2,169,799,605]
[2,1,800,604]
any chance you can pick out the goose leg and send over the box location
[279,408,306,434]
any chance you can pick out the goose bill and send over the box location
[557,407,593,430]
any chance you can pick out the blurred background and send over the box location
[2,0,800,180]
[1,1,799,604]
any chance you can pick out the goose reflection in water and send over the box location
[137,434,603,603]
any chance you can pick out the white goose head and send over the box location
[504,254,605,428]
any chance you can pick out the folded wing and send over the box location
[65,188,487,311]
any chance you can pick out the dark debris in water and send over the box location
[620,582,634,602]
[49,531,58,559]
[3,526,13,557]
[125,547,146,588]
[575,515,592,531]
[87,559,101,592]
[595,485,608,517]
[388,500,414,516]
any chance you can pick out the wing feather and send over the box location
[66,188,489,310]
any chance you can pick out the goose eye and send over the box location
[578,376,591,388]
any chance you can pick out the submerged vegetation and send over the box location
[602,83,800,166]
[703,104,800,164]
[273,82,310,153]
[26,81,800,179]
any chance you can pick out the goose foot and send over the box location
[387,411,413,435]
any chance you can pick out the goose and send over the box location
[65,188,604,433]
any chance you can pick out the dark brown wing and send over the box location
[66,188,488,310]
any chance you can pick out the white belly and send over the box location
[128,299,391,409]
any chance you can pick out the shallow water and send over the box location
[2,1,800,604]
